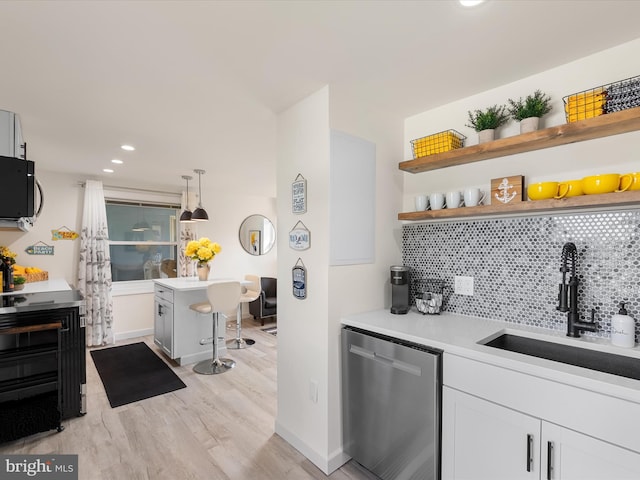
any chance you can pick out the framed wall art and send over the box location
[289,221,310,251]
[249,229,261,255]
[292,258,307,300]
[292,173,307,214]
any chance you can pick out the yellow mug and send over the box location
[582,174,632,195]
[555,180,583,198]
[528,182,559,201]
[624,172,640,191]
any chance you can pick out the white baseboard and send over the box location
[114,328,154,342]
[274,420,350,475]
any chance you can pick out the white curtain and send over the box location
[78,180,114,346]
[179,190,196,277]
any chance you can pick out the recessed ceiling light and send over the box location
[121,144,135,151]
[459,0,485,6]
[111,159,123,164]
[103,168,114,173]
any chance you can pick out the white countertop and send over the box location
[1,278,72,296]
[154,277,249,291]
[342,308,640,404]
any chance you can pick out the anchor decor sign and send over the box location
[491,175,525,205]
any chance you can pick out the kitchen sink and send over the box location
[481,333,640,381]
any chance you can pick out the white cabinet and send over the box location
[443,388,640,480]
[443,387,539,480]
[542,423,640,480]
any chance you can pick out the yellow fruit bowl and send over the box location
[581,174,630,195]
[528,182,558,200]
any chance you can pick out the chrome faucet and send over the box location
[556,242,597,337]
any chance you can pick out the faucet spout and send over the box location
[567,309,598,338]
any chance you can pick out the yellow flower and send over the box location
[196,246,213,262]
[185,240,199,257]
[0,246,17,264]
[185,238,221,263]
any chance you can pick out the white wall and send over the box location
[275,86,332,469]
[403,37,640,212]
[275,85,403,473]
[0,169,277,339]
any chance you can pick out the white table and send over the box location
[153,277,248,365]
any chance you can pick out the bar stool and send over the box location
[227,274,260,349]
[189,281,241,375]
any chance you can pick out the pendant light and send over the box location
[179,175,195,223]
[132,203,151,231]
[191,169,209,221]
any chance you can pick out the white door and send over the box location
[542,422,640,480]
[442,387,541,480]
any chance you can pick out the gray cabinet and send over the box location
[153,281,227,366]
[154,286,173,357]
[0,109,26,159]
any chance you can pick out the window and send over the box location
[106,201,180,282]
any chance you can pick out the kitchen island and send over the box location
[342,309,640,479]
[153,277,248,366]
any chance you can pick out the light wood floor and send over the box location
[0,319,377,480]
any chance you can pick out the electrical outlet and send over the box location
[309,380,318,403]
[454,275,474,296]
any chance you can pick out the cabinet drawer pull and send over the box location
[526,434,533,472]
[547,441,554,480]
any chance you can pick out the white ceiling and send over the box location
[1,1,639,197]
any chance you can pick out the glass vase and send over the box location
[197,262,210,281]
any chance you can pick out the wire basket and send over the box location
[414,278,446,315]
[563,74,640,123]
[411,129,466,159]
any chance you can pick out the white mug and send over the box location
[464,188,486,207]
[446,191,464,209]
[429,192,446,210]
[414,194,428,211]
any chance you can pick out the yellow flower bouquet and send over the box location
[185,237,221,266]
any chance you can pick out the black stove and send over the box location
[0,289,86,443]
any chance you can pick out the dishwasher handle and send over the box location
[349,344,423,376]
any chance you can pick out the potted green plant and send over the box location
[507,89,552,133]
[13,275,26,291]
[466,104,509,143]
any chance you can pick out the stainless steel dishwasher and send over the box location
[342,326,442,480]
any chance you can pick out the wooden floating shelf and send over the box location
[399,107,640,174]
[398,190,640,221]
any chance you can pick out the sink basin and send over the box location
[482,333,640,381]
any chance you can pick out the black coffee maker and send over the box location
[390,266,410,314]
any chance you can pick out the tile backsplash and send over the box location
[402,209,640,342]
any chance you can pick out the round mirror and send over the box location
[239,214,276,255]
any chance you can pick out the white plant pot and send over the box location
[520,117,540,134]
[478,129,495,144]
